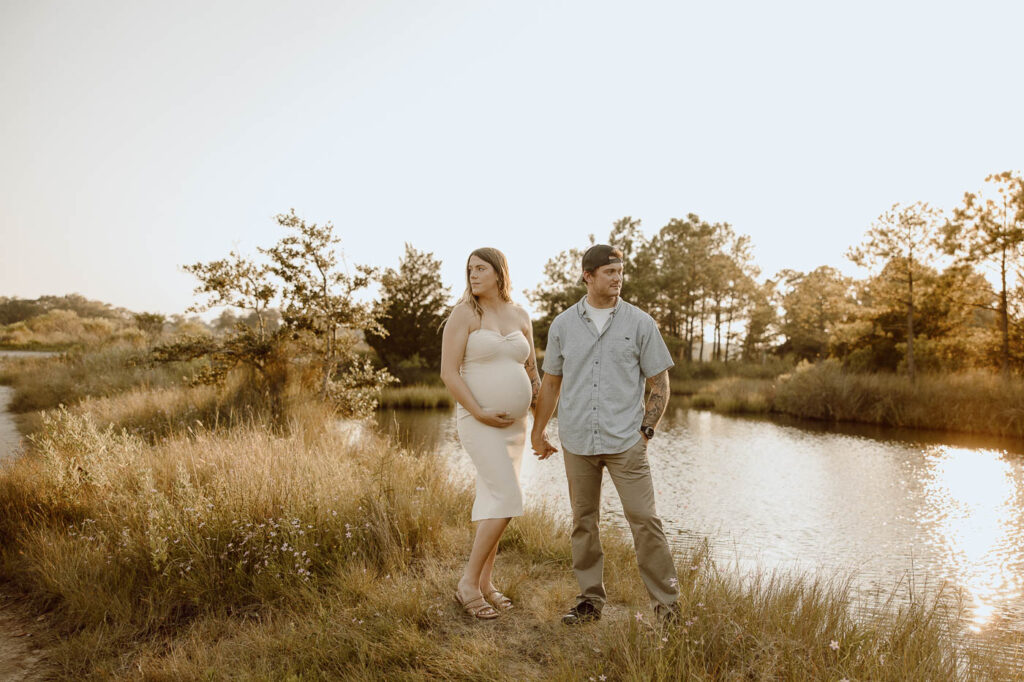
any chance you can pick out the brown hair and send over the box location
[459,247,512,318]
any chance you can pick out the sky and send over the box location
[2,0,1023,317]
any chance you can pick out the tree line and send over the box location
[6,170,1022,400]
[529,171,1024,378]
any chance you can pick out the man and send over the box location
[532,244,680,625]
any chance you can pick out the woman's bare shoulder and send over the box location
[447,301,477,327]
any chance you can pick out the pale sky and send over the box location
[2,0,1022,316]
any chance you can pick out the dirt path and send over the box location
[0,592,50,681]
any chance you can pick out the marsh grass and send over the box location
[689,377,774,414]
[0,404,1019,679]
[773,361,1024,438]
[0,347,202,414]
[684,362,1024,439]
[378,384,454,410]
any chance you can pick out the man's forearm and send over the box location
[642,370,670,429]
[532,374,561,435]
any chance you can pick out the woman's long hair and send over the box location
[458,247,512,319]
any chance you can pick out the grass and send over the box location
[2,404,1019,679]
[378,384,454,410]
[688,377,774,414]
[0,346,203,415]
[0,350,1020,678]
[771,362,1024,438]
[681,360,1024,440]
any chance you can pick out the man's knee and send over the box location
[570,500,601,527]
[622,504,662,531]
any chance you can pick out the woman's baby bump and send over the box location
[462,360,532,419]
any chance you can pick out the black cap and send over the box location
[581,244,623,274]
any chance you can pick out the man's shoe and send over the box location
[561,601,601,625]
[657,602,682,626]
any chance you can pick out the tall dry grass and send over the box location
[378,384,454,410]
[0,399,1019,678]
[773,361,1024,438]
[0,347,202,414]
[689,377,774,414]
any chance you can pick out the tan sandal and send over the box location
[485,589,513,611]
[455,592,499,620]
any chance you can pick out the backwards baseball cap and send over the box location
[581,244,623,273]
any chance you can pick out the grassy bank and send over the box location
[378,384,453,410]
[688,361,1024,440]
[2,400,1018,679]
[0,353,1017,678]
[0,356,1015,675]
[0,347,202,415]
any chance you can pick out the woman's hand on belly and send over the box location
[473,407,517,428]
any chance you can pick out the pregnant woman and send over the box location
[440,247,549,620]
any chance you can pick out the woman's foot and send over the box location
[482,585,513,611]
[456,579,498,620]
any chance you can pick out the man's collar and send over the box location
[576,295,622,317]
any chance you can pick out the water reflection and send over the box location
[375,405,1024,641]
[920,446,1024,632]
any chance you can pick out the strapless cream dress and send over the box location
[456,329,532,521]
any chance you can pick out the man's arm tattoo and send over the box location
[642,371,670,428]
[525,357,541,409]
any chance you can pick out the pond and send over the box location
[0,351,56,463]
[376,404,1024,642]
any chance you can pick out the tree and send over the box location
[133,312,166,337]
[653,215,725,362]
[777,266,854,361]
[741,279,779,362]
[367,243,452,377]
[847,202,944,379]
[527,243,589,349]
[261,209,392,407]
[943,171,1024,376]
[159,210,393,418]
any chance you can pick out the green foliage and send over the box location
[527,243,588,349]
[366,243,451,377]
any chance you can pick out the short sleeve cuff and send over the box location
[642,361,673,379]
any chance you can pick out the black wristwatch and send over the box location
[639,426,655,440]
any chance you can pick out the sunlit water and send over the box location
[376,405,1024,642]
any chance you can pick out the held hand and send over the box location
[531,430,558,460]
[474,408,516,428]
